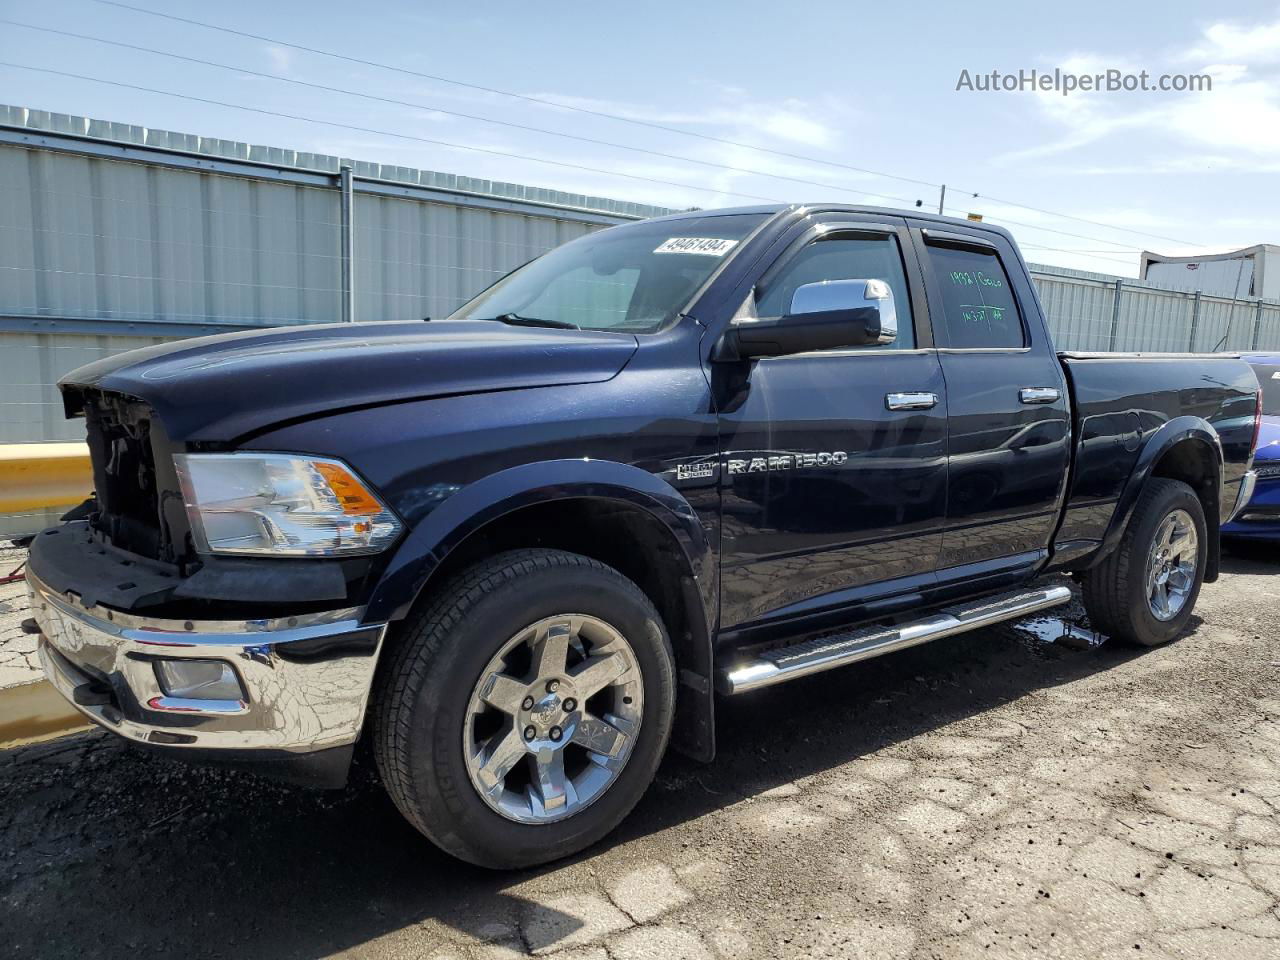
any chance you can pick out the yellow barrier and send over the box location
[0,442,92,513]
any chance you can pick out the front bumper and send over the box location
[29,570,387,768]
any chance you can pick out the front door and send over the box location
[909,225,1072,575]
[715,216,949,632]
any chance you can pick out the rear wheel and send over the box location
[374,549,675,869]
[1081,478,1207,646]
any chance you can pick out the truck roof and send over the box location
[644,203,1018,245]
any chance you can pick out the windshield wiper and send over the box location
[481,312,580,330]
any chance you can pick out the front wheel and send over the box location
[1081,477,1207,646]
[373,549,675,869]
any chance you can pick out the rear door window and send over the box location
[926,244,1025,349]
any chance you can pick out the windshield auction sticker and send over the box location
[653,237,740,256]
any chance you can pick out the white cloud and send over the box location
[1000,16,1280,171]
[524,89,852,148]
[1186,19,1280,64]
[264,45,294,76]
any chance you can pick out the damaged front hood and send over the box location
[59,320,639,442]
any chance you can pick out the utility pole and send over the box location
[938,184,947,216]
[339,163,355,323]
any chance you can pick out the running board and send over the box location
[717,585,1072,695]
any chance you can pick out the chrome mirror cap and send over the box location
[789,278,897,344]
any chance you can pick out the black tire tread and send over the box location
[1080,477,1202,646]
[371,548,659,855]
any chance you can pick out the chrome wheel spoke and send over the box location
[1146,509,1198,622]
[568,651,628,699]
[1152,583,1170,617]
[530,621,572,681]
[474,728,527,795]
[572,712,629,758]
[478,672,527,716]
[530,748,568,813]
[463,613,644,825]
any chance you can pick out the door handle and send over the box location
[885,391,938,411]
[1019,387,1061,404]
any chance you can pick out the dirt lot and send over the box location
[2,551,1279,960]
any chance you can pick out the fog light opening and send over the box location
[153,659,245,701]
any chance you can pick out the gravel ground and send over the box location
[0,543,36,690]
[1,551,1278,959]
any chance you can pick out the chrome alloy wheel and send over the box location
[1146,509,1198,621]
[462,615,644,824]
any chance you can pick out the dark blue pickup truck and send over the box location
[27,204,1260,868]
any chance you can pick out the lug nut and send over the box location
[546,679,560,693]
[563,698,577,713]
[523,725,536,741]
[549,726,563,742]
[522,696,535,711]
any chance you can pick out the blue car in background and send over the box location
[1223,353,1280,541]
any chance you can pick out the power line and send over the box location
[0,62,1156,270]
[84,0,937,191]
[951,189,1196,248]
[1020,244,1137,267]
[0,19,923,209]
[0,61,793,205]
[5,19,1185,255]
[87,0,1202,249]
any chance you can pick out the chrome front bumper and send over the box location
[29,571,387,754]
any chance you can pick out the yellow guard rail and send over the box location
[0,442,92,513]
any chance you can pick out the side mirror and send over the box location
[722,279,898,360]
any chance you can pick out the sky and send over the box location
[3,0,1280,278]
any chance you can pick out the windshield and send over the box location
[1252,363,1280,415]
[448,213,767,333]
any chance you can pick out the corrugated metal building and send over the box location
[1141,244,1280,301]
[4,104,1280,533]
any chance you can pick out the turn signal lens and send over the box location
[312,461,385,516]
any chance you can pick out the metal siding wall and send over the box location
[351,195,601,322]
[0,331,172,442]
[1030,264,1280,353]
[1257,304,1280,348]
[1032,273,1118,351]
[1,144,343,326]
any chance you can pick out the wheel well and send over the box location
[1150,437,1221,580]
[1151,438,1218,515]
[394,497,714,758]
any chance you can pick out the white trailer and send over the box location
[1141,244,1280,300]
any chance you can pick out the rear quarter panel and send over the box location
[1054,354,1258,563]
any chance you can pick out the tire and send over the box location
[1081,478,1207,647]
[373,549,675,869]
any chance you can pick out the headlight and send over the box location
[173,453,403,557]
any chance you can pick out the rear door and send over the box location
[910,225,1071,576]
[716,214,949,631]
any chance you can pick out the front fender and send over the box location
[365,459,715,629]
[1095,415,1223,564]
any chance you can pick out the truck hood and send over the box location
[60,320,639,443]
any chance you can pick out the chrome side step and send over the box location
[717,585,1072,695]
